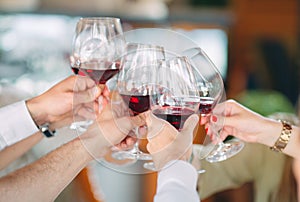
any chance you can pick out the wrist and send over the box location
[257,118,282,147]
[38,123,56,138]
[26,96,49,126]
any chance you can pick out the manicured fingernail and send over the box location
[212,115,218,122]
[205,128,208,133]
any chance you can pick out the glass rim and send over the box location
[126,42,164,49]
[124,42,165,55]
[78,17,121,23]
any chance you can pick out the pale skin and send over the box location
[0,75,143,202]
[0,75,135,170]
[202,99,300,201]
[26,75,103,127]
[0,132,42,170]
[0,75,102,170]
[0,115,142,202]
[203,99,300,160]
[144,112,201,202]
[145,112,199,170]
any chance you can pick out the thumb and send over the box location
[100,116,137,146]
[145,112,166,139]
[180,114,199,134]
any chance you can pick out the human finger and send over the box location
[73,76,96,92]
[147,121,177,154]
[73,85,100,105]
[180,114,199,134]
[145,112,168,139]
[76,106,97,120]
[99,117,139,146]
[114,136,137,150]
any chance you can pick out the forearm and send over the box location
[0,132,43,170]
[0,137,92,202]
[256,118,300,159]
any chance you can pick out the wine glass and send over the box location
[112,42,166,161]
[69,17,126,131]
[182,47,244,163]
[143,56,200,170]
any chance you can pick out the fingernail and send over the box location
[212,115,217,122]
[205,128,208,134]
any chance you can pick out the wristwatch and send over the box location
[270,120,292,152]
[38,123,56,138]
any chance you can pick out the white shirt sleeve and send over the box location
[0,101,39,151]
[154,160,200,202]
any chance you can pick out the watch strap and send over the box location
[270,120,292,152]
[38,123,56,138]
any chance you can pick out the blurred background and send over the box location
[0,0,299,201]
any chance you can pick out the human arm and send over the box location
[145,112,200,202]
[0,132,42,170]
[0,75,101,170]
[0,75,100,151]
[0,110,143,201]
[26,75,102,128]
[0,136,90,202]
[204,99,300,159]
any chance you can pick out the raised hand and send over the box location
[145,112,199,170]
[26,75,102,129]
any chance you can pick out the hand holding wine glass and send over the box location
[151,57,200,130]
[69,17,126,131]
[143,56,200,170]
[145,112,199,170]
[111,42,166,161]
[182,47,244,163]
[70,17,125,83]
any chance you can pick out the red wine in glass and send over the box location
[71,67,79,75]
[79,61,120,84]
[199,97,215,115]
[81,68,120,84]
[120,93,152,153]
[120,94,150,116]
[153,106,195,130]
[71,67,86,76]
